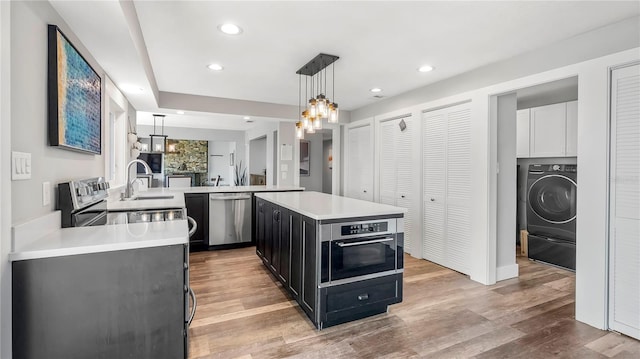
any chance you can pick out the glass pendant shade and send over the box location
[317,95,328,118]
[314,117,323,130]
[308,99,317,118]
[307,120,316,133]
[295,122,304,139]
[328,103,339,123]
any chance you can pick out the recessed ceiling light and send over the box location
[418,65,434,73]
[219,23,242,35]
[370,88,382,93]
[207,63,224,71]
[120,84,144,94]
[176,111,185,115]
[243,116,251,120]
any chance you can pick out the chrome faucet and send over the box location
[124,159,152,199]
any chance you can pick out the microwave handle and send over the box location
[336,237,394,247]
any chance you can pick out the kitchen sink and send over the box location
[121,195,175,201]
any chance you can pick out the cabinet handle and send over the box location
[401,195,405,198]
[357,294,369,301]
[363,190,367,193]
[187,287,197,326]
[187,216,197,238]
[430,198,435,202]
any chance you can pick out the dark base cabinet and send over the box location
[185,193,209,251]
[12,245,189,359]
[255,198,402,330]
[320,274,403,328]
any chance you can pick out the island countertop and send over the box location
[254,191,406,221]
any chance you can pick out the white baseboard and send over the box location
[496,263,519,281]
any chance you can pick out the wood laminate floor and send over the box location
[188,247,639,358]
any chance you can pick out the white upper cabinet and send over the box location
[516,109,530,158]
[529,102,567,157]
[518,101,578,158]
[565,100,578,156]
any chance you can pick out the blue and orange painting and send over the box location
[56,30,101,154]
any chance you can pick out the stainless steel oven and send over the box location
[320,218,404,286]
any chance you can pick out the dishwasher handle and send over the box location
[187,216,197,238]
[210,194,252,201]
[187,287,197,326]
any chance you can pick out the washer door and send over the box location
[528,175,577,224]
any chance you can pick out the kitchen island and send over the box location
[254,191,406,329]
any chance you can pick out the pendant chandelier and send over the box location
[150,114,168,152]
[296,53,339,139]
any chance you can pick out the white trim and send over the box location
[496,263,519,281]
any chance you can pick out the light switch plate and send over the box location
[11,151,32,180]
[42,182,50,206]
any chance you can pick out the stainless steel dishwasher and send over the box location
[209,192,252,245]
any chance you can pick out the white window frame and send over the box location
[104,76,128,188]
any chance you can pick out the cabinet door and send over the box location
[256,199,265,258]
[270,208,281,274]
[301,216,316,316]
[184,194,208,250]
[530,102,567,157]
[279,208,291,285]
[516,109,530,158]
[263,202,273,266]
[289,212,302,298]
[565,100,578,156]
[423,110,447,264]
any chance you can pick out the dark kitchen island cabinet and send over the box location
[255,191,406,329]
[184,193,209,251]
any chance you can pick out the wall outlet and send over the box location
[42,182,50,206]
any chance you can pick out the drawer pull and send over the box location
[357,294,369,301]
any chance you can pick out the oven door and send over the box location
[330,235,397,281]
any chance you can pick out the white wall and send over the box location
[0,1,11,356]
[277,121,296,186]
[299,132,324,192]
[495,93,518,281]
[246,122,278,185]
[249,136,267,177]
[323,139,332,194]
[10,1,119,224]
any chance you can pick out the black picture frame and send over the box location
[48,24,102,155]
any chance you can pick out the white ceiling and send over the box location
[50,1,639,130]
[136,111,281,131]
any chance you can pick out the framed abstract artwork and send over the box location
[48,24,102,154]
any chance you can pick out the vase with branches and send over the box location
[234,160,247,186]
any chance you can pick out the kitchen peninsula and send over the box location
[254,191,406,329]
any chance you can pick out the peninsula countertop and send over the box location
[255,191,406,221]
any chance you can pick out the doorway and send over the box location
[249,136,267,185]
[493,76,579,281]
[299,129,332,194]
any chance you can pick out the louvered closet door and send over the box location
[609,63,640,340]
[378,118,414,254]
[422,103,472,275]
[379,120,399,206]
[423,111,447,265]
[396,119,414,254]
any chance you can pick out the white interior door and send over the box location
[422,103,472,275]
[396,118,414,254]
[379,119,398,206]
[423,110,447,265]
[609,63,640,340]
[346,123,373,201]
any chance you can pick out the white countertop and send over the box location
[10,219,188,261]
[175,185,304,194]
[255,191,406,221]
